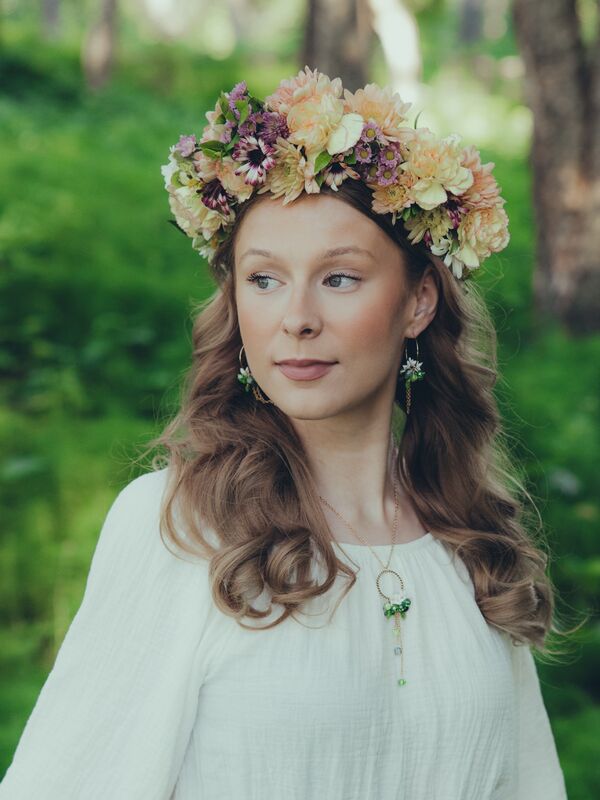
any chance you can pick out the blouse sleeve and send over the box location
[512,640,568,799]
[0,469,212,800]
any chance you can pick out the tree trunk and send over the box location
[81,0,118,91]
[41,0,61,41]
[367,0,422,106]
[301,0,375,91]
[513,0,600,334]
[458,0,484,44]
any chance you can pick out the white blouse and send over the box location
[0,468,568,799]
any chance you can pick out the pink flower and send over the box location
[174,135,196,157]
[343,83,414,147]
[459,145,502,210]
[264,65,343,116]
[263,66,346,157]
[457,204,510,262]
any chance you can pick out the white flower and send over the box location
[399,357,423,377]
[327,112,364,155]
[160,149,179,190]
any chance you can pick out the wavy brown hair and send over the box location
[137,178,581,658]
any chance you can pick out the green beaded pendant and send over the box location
[377,568,411,688]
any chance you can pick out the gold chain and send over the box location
[318,468,400,572]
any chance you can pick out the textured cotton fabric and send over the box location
[0,468,568,799]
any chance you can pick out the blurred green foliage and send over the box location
[0,7,598,796]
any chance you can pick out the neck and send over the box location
[299,425,404,534]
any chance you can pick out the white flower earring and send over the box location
[237,345,274,405]
[399,337,425,415]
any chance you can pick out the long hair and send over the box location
[136,178,582,658]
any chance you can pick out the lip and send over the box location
[277,362,336,381]
[276,359,336,367]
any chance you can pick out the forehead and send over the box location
[234,193,385,259]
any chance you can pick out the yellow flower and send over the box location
[402,129,473,210]
[257,137,311,204]
[370,171,417,216]
[457,204,510,261]
[343,83,413,145]
[404,207,453,246]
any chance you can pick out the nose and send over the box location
[281,284,323,338]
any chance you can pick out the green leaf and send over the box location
[235,99,249,127]
[198,140,225,158]
[167,218,188,237]
[314,151,332,173]
[247,93,264,111]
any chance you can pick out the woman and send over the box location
[0,67,571,799]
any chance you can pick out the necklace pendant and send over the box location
[382,595,411,619]
[381,600,411,687]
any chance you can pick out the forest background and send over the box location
[0,0,598,794]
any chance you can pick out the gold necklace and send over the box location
[318,470,412,687]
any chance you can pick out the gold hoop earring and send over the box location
[398,337,425,415]
[237,345,274,405]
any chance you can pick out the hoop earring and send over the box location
[398,336,425,416]
[237,345,274,405]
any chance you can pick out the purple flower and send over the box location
[238,113,260,138]
[446,194,468,228]
[232,135,276,186]
[378,143,401,169]
[227,81,248,119]
[219,119,236,144]
[354,140,375,165]
[258,111,290,146]
[201,179,232,215]
[374,162,399,187]
[174,134,197,157]
[360,121,384,146]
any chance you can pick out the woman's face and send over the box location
[233,192,434,422]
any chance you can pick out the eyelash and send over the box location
[246,271,361,290]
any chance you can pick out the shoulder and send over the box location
[110,467,170,514]
[96,466,208,571]
[103,467,173,543]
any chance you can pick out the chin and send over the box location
[275,395,348,421]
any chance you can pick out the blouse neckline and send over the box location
[331,531,435,554]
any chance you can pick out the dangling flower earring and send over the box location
[237,345,274,405]
[399,337,425,415]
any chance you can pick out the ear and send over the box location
[404,266,438,338]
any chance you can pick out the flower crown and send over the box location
[161,66,510,281]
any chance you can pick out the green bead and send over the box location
[397,678,407,686]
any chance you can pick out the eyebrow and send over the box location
[239,245,374,263]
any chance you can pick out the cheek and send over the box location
[338,296,401,355]
[237,305,272,345]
